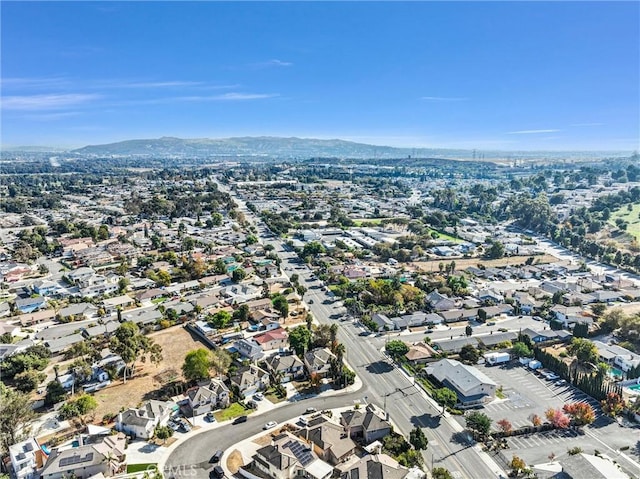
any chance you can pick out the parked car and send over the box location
[298,416,309,427]
[555,379,567,386]
[253,392,264,400]
[210,465,224,478]
[205,412,216,422]
[232,415,248,425]
[246,400,258,409]
[263,421,278,430]
[210,450,223,463]
[304,407,317,414]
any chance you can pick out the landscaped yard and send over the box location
[91,326,207,420]
[126,463,157,474]
[213,402,252,422]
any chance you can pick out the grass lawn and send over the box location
[427,228,464,243]
[352,218,386,226]
[127,464,157,473]
[264,389,287,404]
[151,297,166,304]
[609,202,640,241]
[214,402,251,422]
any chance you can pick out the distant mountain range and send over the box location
[72,136,470,159]
[4,136,630,161]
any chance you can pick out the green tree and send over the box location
[14,370,46,393]
[487,240,505,259]
[289,326,312,356]
[465,411,492,436]
[210,349,232,378]
[232,268,247,282]
[272,294,289,319]
[433,387,458,413]
[110,322,162,382]
[512,342,533,358]
[209,310,232,329]
[568,337,598,365]
[154,424,173,444]
[232,304,250,322]
[385,340,409,360]
[459,344,479,364]
[0,383,35,452]
[210,212,223,226]
[182,349,211,383]
[155,270,172,287]
[432,468,454,479]
[409,426,428,450]
[45,381,67,406]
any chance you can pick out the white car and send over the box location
[253,392,264,400]
[263,421,278,430]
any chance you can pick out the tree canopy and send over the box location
[182,348,211,383]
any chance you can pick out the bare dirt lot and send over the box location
[413,253,560,273]
[92,327,208,420]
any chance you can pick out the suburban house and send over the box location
[304,348,336,379]
[425,359,497,408]
[220,284,261,304]
[232,338,264,361]
[185,379,230,416]
[39,433,126,479]
[254,328,289,351]
[58,303,98,322]
[592,341,640,374]
[15,297,47,314]
[102,295,134,313]
[336,453,414,479]
[115,400,176,439]
[405,342,437,364]
[296,416,357,465]
[264,354,306,383]
[370,313,394,332]
[32,280,62,297]
[252,432,333,479]
[340,404,392,443]
[16,309,56,327]
[229,364,270,397]
[427,291,457,311]
[9,438,47,479]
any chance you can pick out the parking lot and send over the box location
[462,362,640,474]
[477,363,604,429]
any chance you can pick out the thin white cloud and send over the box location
[210,92,279,101]
[0,77,71,89]
[507,129,561,135]
[111,92,280,106]
[2,93,101,111]
[24,111,82,121]
[118,81,205,88]
[570,122,603,127]
[421,96,468,102]
[256,59,293,68]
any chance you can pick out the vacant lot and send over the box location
[413,253,559,273]
[92,327,207,420]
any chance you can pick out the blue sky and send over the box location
[2,1,639,151]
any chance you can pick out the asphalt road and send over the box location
[166,187,505,479]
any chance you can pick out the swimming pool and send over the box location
[609,367,624,379]
[628,383,640,392]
